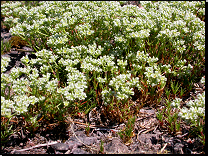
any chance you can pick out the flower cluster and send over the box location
[170,97,182,108]
[65,68,87,101]
[81,54,116,74]
[178,91,205,122]
[170,77,205,123]
[101,72,141,105]
[47,32,69,48]
[1,56,11,73]
[1,58,40,117]
[75,23,95,37]
[144,65,167,88]
[1,1,205,126]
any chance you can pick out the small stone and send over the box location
[1,53,10,58]
[19,143,24,147]
[139,108,155,114]
[66,142,76,150]
[138,134,159,144]
[2,33,12,39]
[75,130,87,137]
[51,143,69,152]
[72,148,90,154]
[22,46,34,51]
[68,136,97,146]
[104,137,129,154]
[65,137,83,149]
[173,143,184,154]
[83,137,97,146]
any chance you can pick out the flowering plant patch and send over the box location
[1,1,205,144]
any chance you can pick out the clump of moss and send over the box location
[9,36,29,48]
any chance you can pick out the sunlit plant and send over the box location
[177,90,205,145]
[156,98,182,134]
[118,116,136,144]
[1,1,205,144]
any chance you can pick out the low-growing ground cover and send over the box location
[1,1,205,154]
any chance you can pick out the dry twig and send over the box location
[157,143,168,154]
[10,141,60,154]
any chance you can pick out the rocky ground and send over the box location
[1,103,205,154]
[1,2,205,154]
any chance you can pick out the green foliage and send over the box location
[170,80,181,98]
[1,1,205,146]
[99,139,104,154]
[85,123,90,136]
[1,117,13,144]
[118,116,136,143]
[156,99,181,135]
[1,40,12,54]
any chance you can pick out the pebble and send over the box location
[65,137,83,148]
[104,137,129,154]
[139,108,155,114]
[51,143,69,152]
[83,137,97,146]
[22,46,34,52]
[65,136,97,147]
[71,148,90,154]
[19,143,24,147]
[173,143,184,154]
[137,134,159,148]
[1,32,12,42]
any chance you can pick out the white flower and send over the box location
[171,98,182,108]
[97,77,106,83]
[114,36,127,43]
[113,18,121,27]
[200,76,205,85]
[63,101,69,107]
[1,57,11,73]
[179,91,205,122]
[45,79,58,93]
